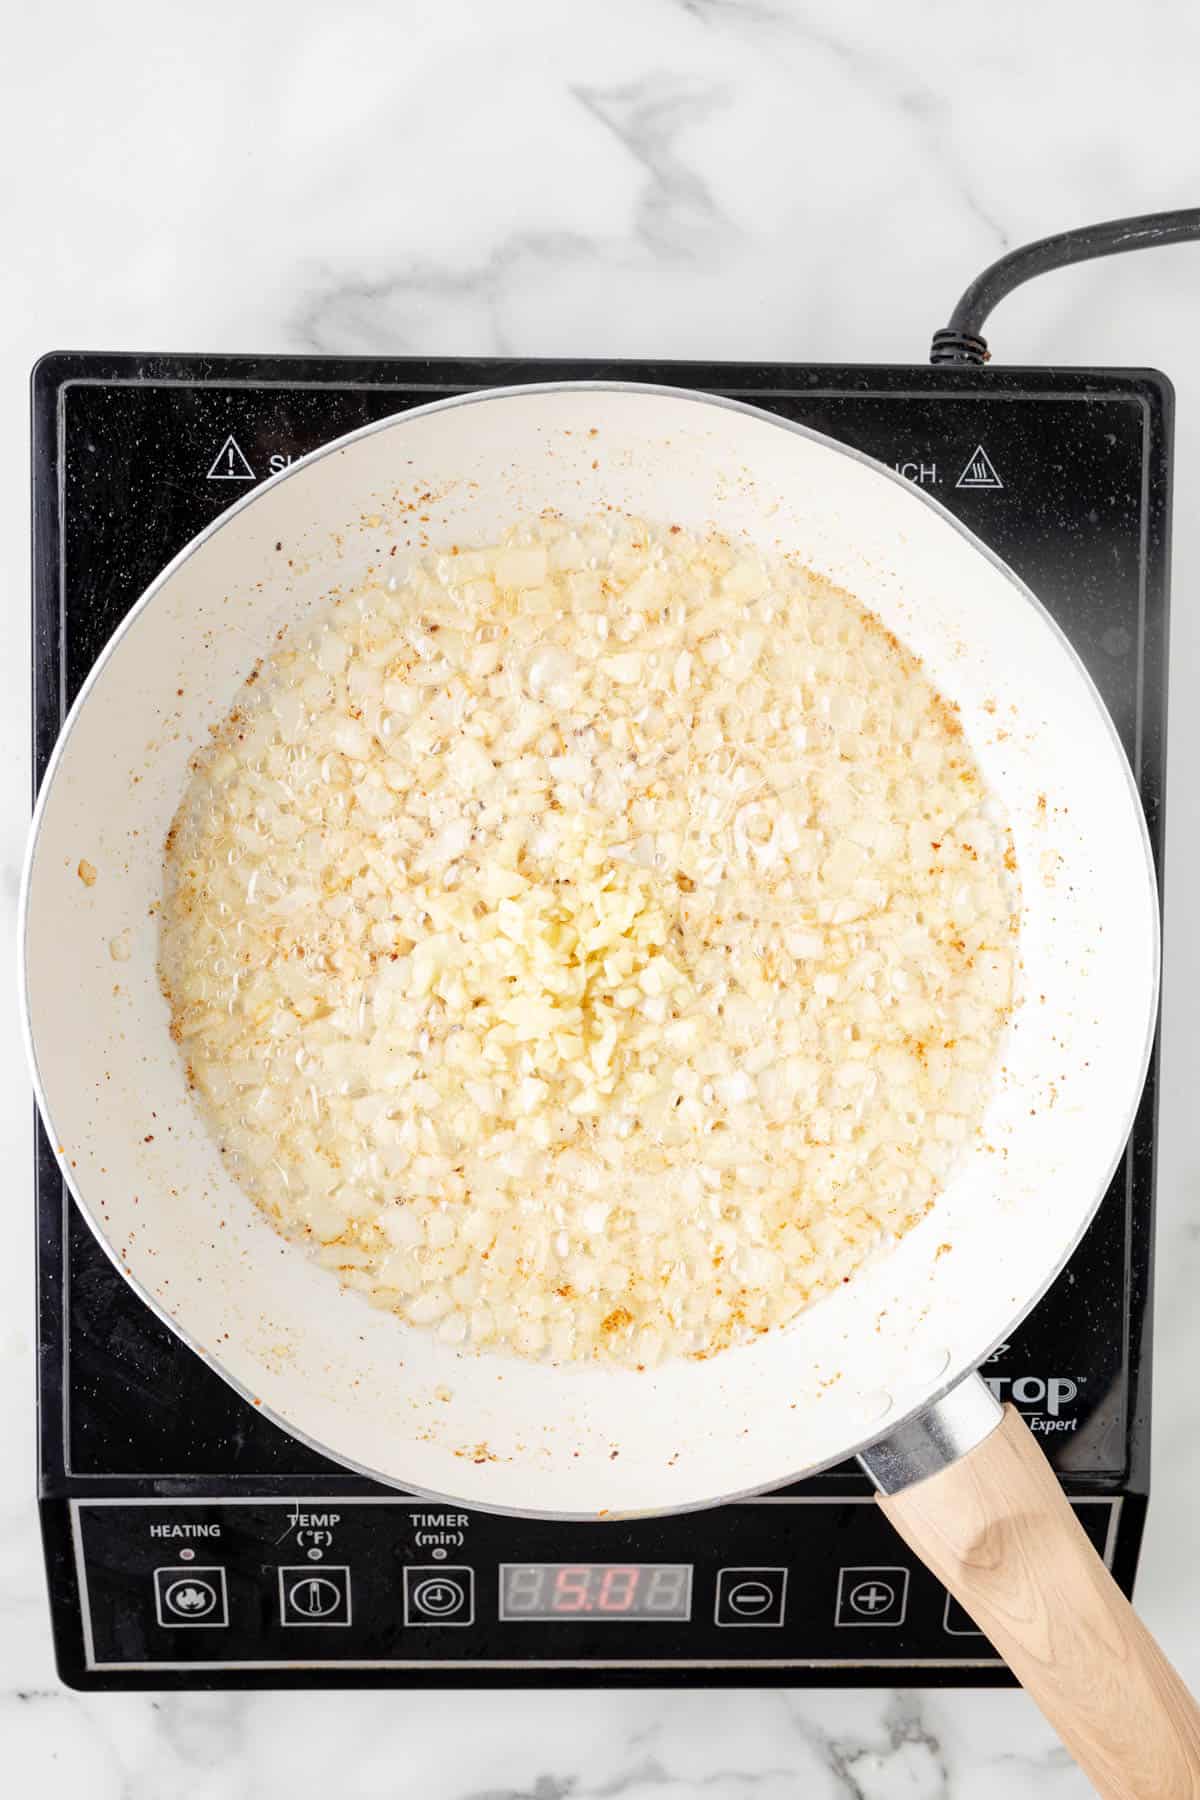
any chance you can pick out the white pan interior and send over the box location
[21,385,1158,1516]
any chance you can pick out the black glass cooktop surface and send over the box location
[32,353,1170,1687]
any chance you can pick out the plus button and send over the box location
[850,1580,894,1615]
[835,1566,909,1628]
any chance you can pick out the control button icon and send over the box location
[850,1579,895,1616]
[835,1565,909,1628]
[403,1565,474,1626]
[278,1564,352,1628]
[714,1567,788,1628]
[727,1580,774,1617]
[154,1566,229,1628]
[943,1594,985,1637]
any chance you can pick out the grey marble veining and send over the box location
[2,0,1199,1793]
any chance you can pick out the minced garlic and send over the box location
[160,515,1017,1366]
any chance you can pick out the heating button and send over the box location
[153,1566,229,1628]
[714,1567,788,1627]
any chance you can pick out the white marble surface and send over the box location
[3,0,1200,1792]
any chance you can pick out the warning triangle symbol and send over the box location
[955,444,1003,490]
[206,434,256,481]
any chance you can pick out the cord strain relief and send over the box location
[929,328,989,367]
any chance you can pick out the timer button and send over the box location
[403,1565,474,1626]
[714,1567,787,1627]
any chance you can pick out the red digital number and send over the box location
[597,1567,639,1612]
[553,1567,592,1612]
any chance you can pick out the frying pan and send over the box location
[20,384,1200,1794]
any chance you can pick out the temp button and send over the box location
[403,1565,475,1626]
[714,1567,788,1627]
[278,1565,352,1627]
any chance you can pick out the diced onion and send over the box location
[160,515,1018,1368]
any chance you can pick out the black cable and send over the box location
[930,207,1200,365]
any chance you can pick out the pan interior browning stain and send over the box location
[31,354,1168,1690]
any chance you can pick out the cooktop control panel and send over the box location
[69,1497,1118,1676]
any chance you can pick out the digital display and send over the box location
[500,1563,692,1621]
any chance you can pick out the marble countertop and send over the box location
[4,1,1200,1793]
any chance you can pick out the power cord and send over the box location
[929,207,1200,365]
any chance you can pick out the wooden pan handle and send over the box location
[878,1404,1200,1799]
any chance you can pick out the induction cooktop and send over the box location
[31,351,1170,1688]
